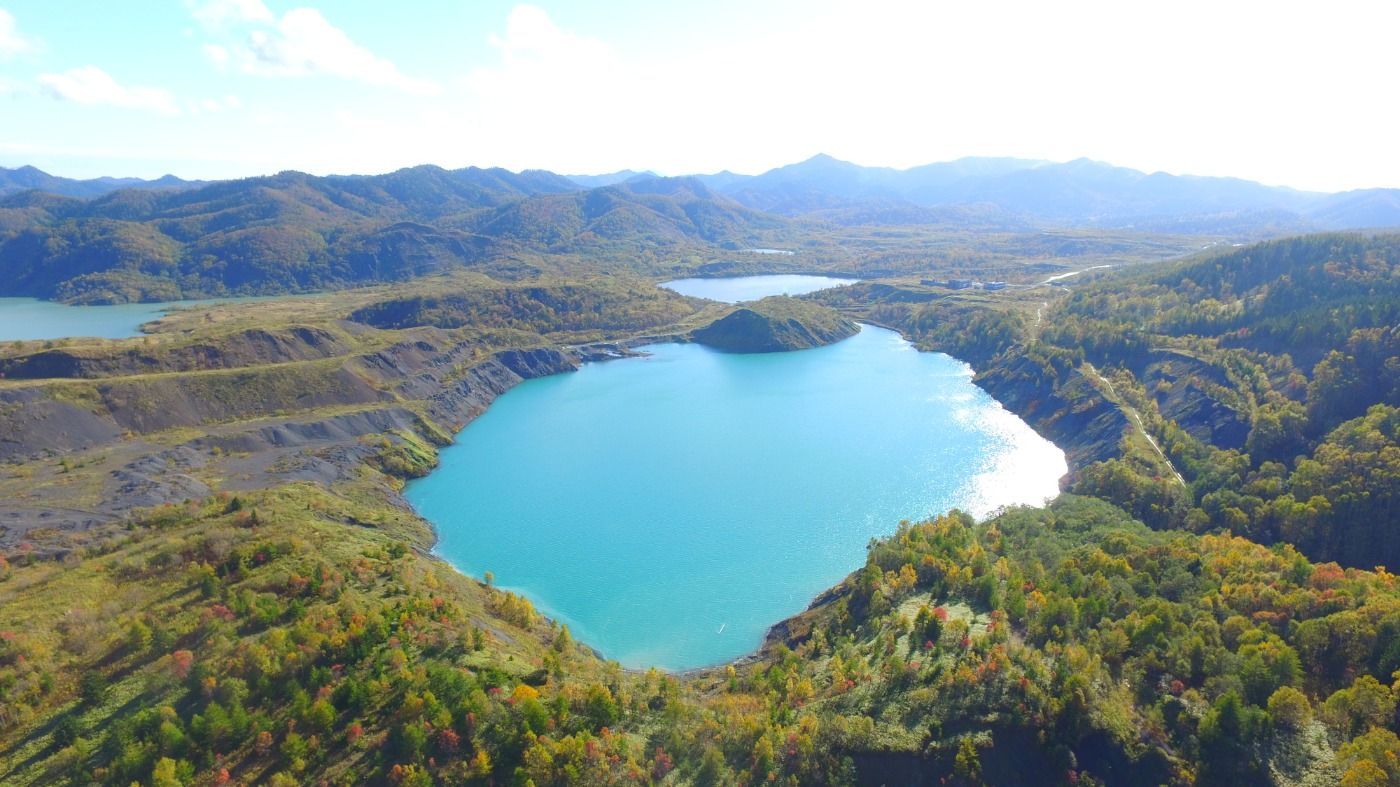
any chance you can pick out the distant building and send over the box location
[984,281,1007,290]
[947,279,974,290]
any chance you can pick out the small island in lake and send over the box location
[689,295,858,353]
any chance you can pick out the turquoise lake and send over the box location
[407,325,1066,670]
[0,297,240,341]
[661,274,857,302]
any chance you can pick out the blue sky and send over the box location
[0,1,1396,191]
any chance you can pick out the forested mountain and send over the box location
[0,165,202,199]
[866,232,1400,570]
[1307,188,1400,230]
[461,176,785,249]
[701,154,1041,217]
[695,154,1400,230]
[10,154,1400,253]
[0,169,789,303]
[5,156,1400,306]
[1061,235,1400,568]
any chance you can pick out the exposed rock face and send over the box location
[0,507,121,559]
[0,334,578,458]
[109,447,213,509]
[428,348,577,432]
[689,297,857,353]
[189,408,429,455]
[94,367,393,434]
[972,346,1256,486]
[495,348,577,381]
[0,388,123,461]
[975,356,1130,483]
[0,326,353,380]
[1143,351,1250,450]
[0,333,579,551]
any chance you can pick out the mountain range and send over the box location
[3,155,1400,304]
[0,165,785,303]
[0,165,203,200]
[691,154,1400,232]
[8,155,1400,233]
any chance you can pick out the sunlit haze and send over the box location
[1,0,1396,191]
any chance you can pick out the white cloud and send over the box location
[245,8,438,94]
[491,5,609,64]
[0,8,36,58]
[194,94,242,114]
[203,43,230,67]
[191,3,437,95]
[452,5,633,169]
[439,0,1400,192]
[466,4,618,98]
[188,0,272,28]
[38,66,181,115]
[22,1,1397,191]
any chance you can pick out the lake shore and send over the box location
[408,323,1065,670]
[0,280,1081,675]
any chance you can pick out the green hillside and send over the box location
[0,171,792,304]
[1,232,1399,785]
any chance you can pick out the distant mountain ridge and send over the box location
[565,169,657,188]
[4,156,1400,304]
[690,154,1400,231]
[10,156,1400,231]
[464,175,782,248]
[0,165,204,199]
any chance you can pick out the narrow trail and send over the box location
[1084,363,1187,487]
[1040,264,1115,286]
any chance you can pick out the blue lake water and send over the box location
[407,325,1066,670]
[661,274,857,302]
[0,297,240,341]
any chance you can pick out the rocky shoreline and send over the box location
[0,309,1096,682]
[0,331,579,555]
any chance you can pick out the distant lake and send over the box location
[661,274,857,303]
[0,297,240,341]
[407,325,1065,670]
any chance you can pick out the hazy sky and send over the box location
[0,0,1395,191]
